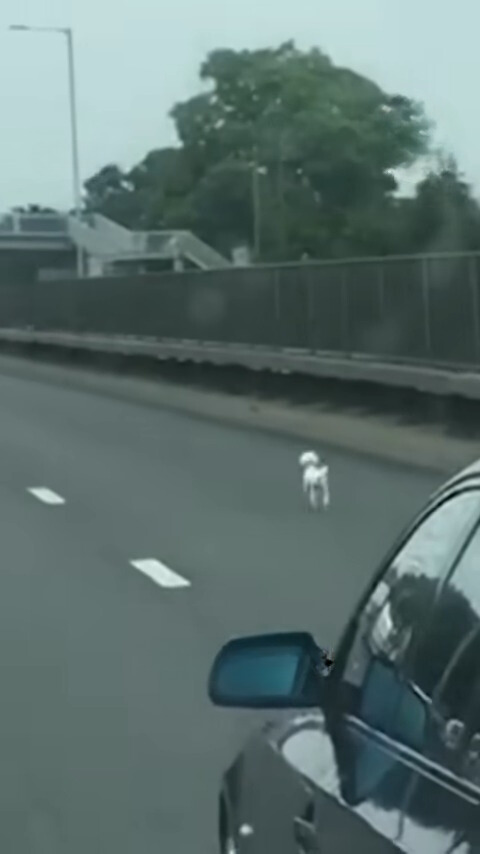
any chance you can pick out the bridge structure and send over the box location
[0,211,230,283]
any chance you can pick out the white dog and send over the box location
[299,450,330,510]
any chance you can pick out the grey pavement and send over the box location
[0,361,442,852]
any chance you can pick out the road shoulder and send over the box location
[0,352,477,475]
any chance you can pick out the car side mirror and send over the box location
[208,632,330,709]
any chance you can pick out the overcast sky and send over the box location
[0,0,477,210]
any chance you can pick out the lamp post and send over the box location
[9,24,83,277]
[252,160,261,261]
[251,150,267,262]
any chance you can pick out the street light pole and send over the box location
[252,161,261,261]
[65,28,82,277]
[251,148,267,263]
[9,24,83,277]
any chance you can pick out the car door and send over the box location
[315,485,480,854]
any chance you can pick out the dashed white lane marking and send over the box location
[130,558,191,589]
[27,487,66,506]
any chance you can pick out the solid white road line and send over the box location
[27,487,66,506]
[130,558,191,589]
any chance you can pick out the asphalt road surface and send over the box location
[0,360,443,853]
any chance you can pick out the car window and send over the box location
[342,490,480,701]
[406,521,480,789]
[335,489,480,807]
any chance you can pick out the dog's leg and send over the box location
[302,473,309,508]
[322,471,330,508]
[317,466,330,509]
[309,484,319,510]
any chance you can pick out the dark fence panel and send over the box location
[0,285,32,327]
[180,267,277,346]
[32,279,75,330]
[471,256,480,364]
[0,251,479,369]
[307,265,345,352]
[276,267,309,348]
[380,259,425,361]
[343,262,383,355]
[426,257,476,365]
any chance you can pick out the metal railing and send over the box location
[0,212,68,236]
[68,215,230,269]
[0,251,479,370]
[68,212,131,257]
[18,215,68,234]
[129,230,231,268]
[175,231,232,269]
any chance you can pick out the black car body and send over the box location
[211,459,480,853]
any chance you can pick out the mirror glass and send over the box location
[209,632,322,708]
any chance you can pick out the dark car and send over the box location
[209,459,480,853]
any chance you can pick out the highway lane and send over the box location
[0,362,443,852]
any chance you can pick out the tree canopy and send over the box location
[83,42,480,261]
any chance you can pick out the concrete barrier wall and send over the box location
[1,329,480,401]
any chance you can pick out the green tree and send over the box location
[84,41,432,260]
[127,148,196,230]
[408,156,480,253]
[170,42,429,259]
[83,164,140,226]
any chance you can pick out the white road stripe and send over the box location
[130,558,191,589]
[27,487,66,506]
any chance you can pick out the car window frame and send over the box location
[409,516,480,792]
[324,482,480,812]
[330,481,480,709]
[402,512,480,689]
